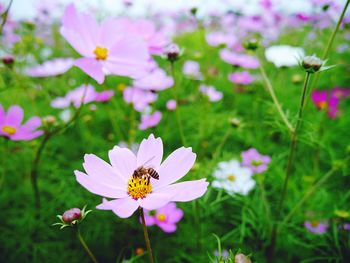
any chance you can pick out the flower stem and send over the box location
[267,72,311,261]
[170,62,186,145]
[76,227,99,263]
[0,138,8,188]
[0,0,13,35]
[139,208,155,263]
[259,63,294,134]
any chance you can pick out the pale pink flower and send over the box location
[220,49,259,69]
[139,111,162,130]
[0,104,43,141]
[25,58,74,77]
[166,100,177,111]
[199,85,223,102]
[304,221,328,234]
[182,60,203,80]
[228,72,254,85]
[133,68,173,91]
[60,4,151,84]
[123,87,157,112]
[74,134,208,218]
[143,202,184,233]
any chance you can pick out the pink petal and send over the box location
[75,58,105,84]
[136,134,163,168]
[143,212,156,226]
[10,130,43,141]
[139,192,173,210]
[96,197,139,218]
[157,222,177,233]
[22,116,42,131]
[108,146,137,181]
[5,105,23,126]
[0,104,5,123]
[153,147,196,189]
[75,170,127,198]
[157,179,208,202]
[83,154,126,187]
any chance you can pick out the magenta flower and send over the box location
[241,148,271,174]
[60,4,151,84]
[74,134,208,218]
[0,104,43,141]
[51,84,114,109]
[166,100,177,111]
[143,202,184,233]
[199,84,223,102]
[25,58,74,77]
[133,68,173,91]
[220,49,259,69]
[304,221,328,234]
[139,111,162,130]
[182,60,203,80]
[228,71,254,85]
[123,87,157,112]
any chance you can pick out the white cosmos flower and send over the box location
[265,45,305,68]
[212,160,255,196]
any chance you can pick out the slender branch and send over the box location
[77,227,99,263]
[139,208,155,263]
[0,0,13,35]
[259,63,294,134]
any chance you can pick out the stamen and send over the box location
[127,177,152,200]
[156,213,166,222]
[251,160,263,166]
[93,46,108,60]
[1,125,17,135]
[227,175,236,181]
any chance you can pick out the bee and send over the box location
[132,157,160,184]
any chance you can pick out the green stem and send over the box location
[259,63,294,134]
[0,138,8,188]
[139,208,155,263]
[170,62,186,145]
[0,0,13,35]
[77,227,99,263]
[267,72,311,261]
[128,107,136,147]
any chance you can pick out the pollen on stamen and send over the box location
[93,46,108,60]
[2,125,17,135]
[127,177,152,200]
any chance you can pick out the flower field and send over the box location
[1,0,350,262]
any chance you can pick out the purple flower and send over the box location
[182,60,203,80]
[139,111,162,130]
[0,104,43,141]
[25,58,74,77]
[228,71,254,85]
[220,49,259,69]
[304,220,328,234]
[51,84,114,109]
[143,202,184,233]
[241,148,271,174]
[343,223,350,231]
[60,4,151,84]
[123,87,157,112]
[133,68,173,91]
[199,85,223,102]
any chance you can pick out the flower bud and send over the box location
[292,74,303,84]
[190,7,198,16]
[135,247,145,255]
[62,208,82,223]
[243,38,259,51]
[235,253,252,263]
[165,43,180,63]
[302,55,323,73]
[230,117,242,128]
[2,56,14,66]
[42,115,57,126]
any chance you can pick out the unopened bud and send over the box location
[230,117,242,128]
[2,56,14,65]
[42,115,56,126]
[135,247,145,255]
[235,253,252,263]
[243,38,259,51]
[302,55,323,73]
[62,208,82,223]
[190,7,198,16]
[165,43,180,63]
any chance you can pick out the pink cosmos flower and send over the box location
[182,60,203,80]
[0,104,43,141]
[25,58,74,77]
[123,87,157,112]
[139,111,162,130]
[241,148,271,174]
[228,71,254,85]
[74,134,208,218]
[51,84,114,109]
[143,202,184,233]
[304,221,328,234]
[220,49,259,69]
[205,32,236,47]
[166,100,177,111]
[199,85,223,102]
[60,4,151,84]
[133,68,173,91]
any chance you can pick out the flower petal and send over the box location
[157,179,208,202]
[136,134,163,168]
[108,146,137,181]
[75,170,127,198]
[96,197,139,218]
[154,147,196,189]
[75,58,105,84]
[5,105,23,126]
[139,192,173,210]
[157,222,177,233]
[22,116,42,131]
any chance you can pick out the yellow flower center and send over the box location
[251,160,263,166]
[227,174,236,181]
[2,125,16,135]
[317,101,328,110]
[310,220,320,227]
[117,83,126,92]
[93,46,108,60]
[127,177,152,200]
[156,213,167,222]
